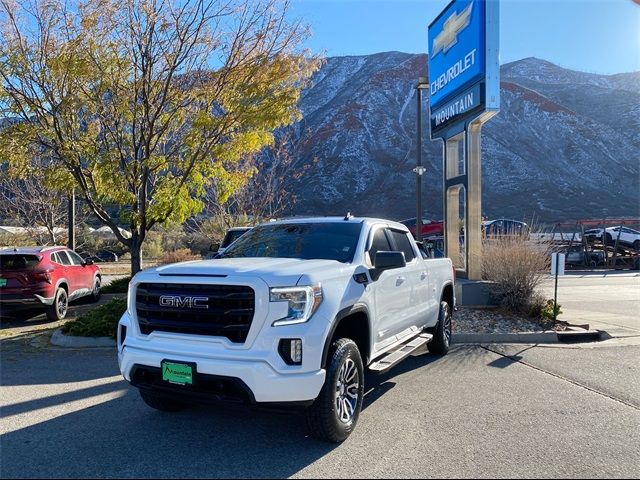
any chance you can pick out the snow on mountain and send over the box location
[288,53,640,222]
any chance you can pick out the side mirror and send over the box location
[209,242,220,252]
[83,259,94,266]
[373,251,406,271]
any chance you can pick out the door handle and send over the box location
[420,272,428,280]
[396,276,406,286]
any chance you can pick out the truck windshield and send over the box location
[219,222,362,263]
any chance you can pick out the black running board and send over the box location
[368,333,433,374]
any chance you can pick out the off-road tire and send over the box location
[306,338,364,443]
[428,301,452,355]
[45,287,68,321]
[139,390,188,412]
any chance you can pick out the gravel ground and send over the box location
[453,306,559,334]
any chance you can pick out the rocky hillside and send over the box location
[288,53,640,223]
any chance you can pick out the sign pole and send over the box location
[428,0,500,280]
[466,122,483,279]
[416,82,423,243]
[554,252,559,322]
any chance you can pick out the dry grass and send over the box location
[160,248,201,265]
[482,234,551,313]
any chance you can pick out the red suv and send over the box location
[0,246,101,320]
[399,218,444,238]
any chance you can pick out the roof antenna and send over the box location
[344,212,353,221]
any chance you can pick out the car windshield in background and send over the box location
[0,254,41,270]
[221,229,250,248]
[219,222,362,263]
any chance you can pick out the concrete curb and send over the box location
[50,329,116,348]
[453,332,559,344]
[557,330,603,343]
[453,330,604,344]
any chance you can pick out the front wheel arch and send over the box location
[322,305,371,367]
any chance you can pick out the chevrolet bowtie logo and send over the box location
[432,1,474,58]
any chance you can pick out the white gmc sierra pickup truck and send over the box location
[118,216,455,442]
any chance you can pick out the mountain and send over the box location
[287,53,640,223]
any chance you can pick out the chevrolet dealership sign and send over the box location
[428,0,499,138]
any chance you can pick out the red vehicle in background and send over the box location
[399,217,444,238]
[0,246,101,320]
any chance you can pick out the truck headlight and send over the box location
[270,285,322,327]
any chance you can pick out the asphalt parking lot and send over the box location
[1,337,639,479]
[1,270,638,478]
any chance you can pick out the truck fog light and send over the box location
[279,339,302,365]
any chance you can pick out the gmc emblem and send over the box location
[159,295,209,309]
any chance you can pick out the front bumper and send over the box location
[119,344,326,403]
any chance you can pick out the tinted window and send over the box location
[389,230,416,262]
[369,228,392,262]
[0,254,41,270]
[220,223,362,263]
[67,250,84,265]
[57,251,72,265]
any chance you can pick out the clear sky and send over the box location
[289,0,640,75]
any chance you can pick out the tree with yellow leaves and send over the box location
[0,0,319,274]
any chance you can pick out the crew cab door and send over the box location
[366,226,413,351]
[386,229,433,332]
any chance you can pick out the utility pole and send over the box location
[68,188,75,250]
[414,77,429,243]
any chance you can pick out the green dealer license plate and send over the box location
[161,361,194,385]
[0,278,6,287]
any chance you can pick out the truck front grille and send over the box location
[135,283,255,343]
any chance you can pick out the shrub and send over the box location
[101,276,131,294]
[62,298,127,338]
[482,232,551,313]
[540,299,562,321]
[161,248,200,265]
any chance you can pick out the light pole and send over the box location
[68,188,75,250]
[414,77,429,243]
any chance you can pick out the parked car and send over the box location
[583,229,602,242]
[0,246,102,320]
[482,219,530,237]
[399,217,444,238]
[206,227,253,259]
[418,237,445,258]
[219,227,252,253]
[563,245,604,267]
[118,217,455,442]
[584,227,640,249]
[95,250,119,262]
